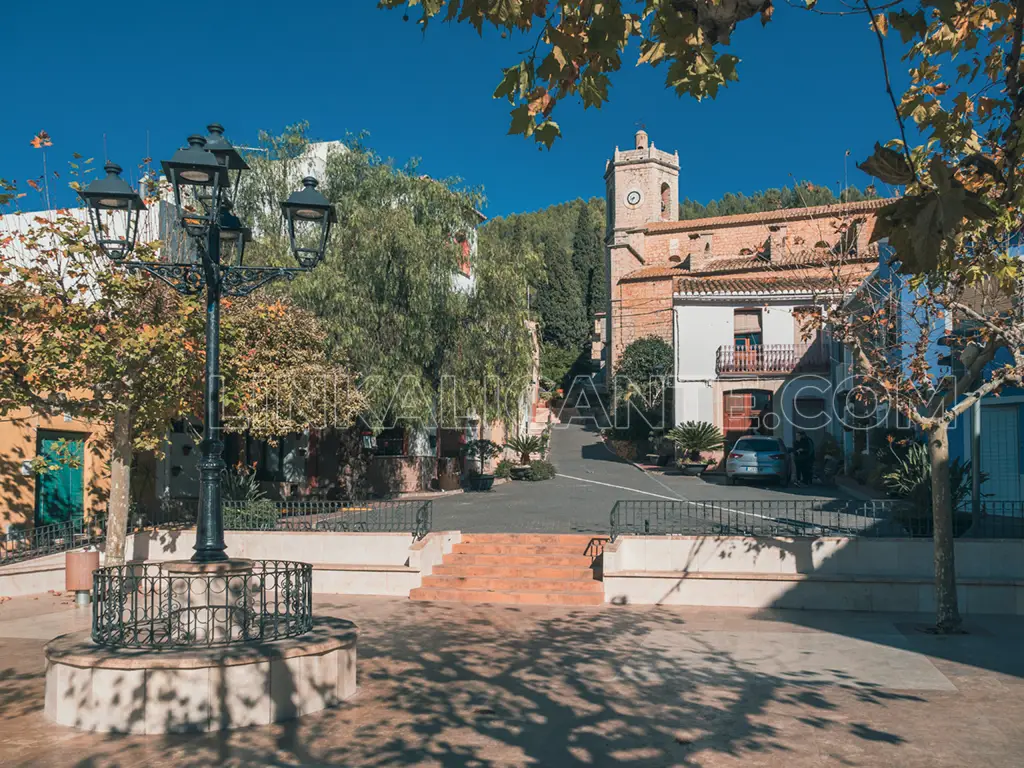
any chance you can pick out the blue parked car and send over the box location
[725,436,791,486]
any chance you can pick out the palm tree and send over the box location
[666,421,725,463]
[506,435,543,465]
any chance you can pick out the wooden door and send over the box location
[34,431,86,527]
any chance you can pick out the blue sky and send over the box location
[2,1,902,218]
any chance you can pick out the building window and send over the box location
[456,235,471,277]
[660,183,671,220]
[733,309,762,348]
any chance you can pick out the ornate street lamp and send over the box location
[78,162,146,261]
[80,125,335,563]
[161,135,228,238]
[281,176,336,269]
[217,201,251,266]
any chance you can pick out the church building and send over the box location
[603,129,890,448]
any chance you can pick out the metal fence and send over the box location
[608,498,1024,540]
[92,559,313,649]
[222,499,433,538]
[0,517,106,565]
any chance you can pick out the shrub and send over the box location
[602,401,661,442]
[507,434,544,464]
[665,421,724,462]
[461,439,503,475]
[494,459,514,479]
[615,336,673,406]
[525,459,556,481]
[540,343,579,387]
[883,441,982,512]
[223,463,264,503]
[224,499,279,531]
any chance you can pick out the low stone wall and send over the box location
[1,529,461,599]
[0,551,81,597]
[603,536,1024,615]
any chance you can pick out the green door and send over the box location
[35,431,86,528]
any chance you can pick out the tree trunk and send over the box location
[928,422,961,633]
[105,409,132,566]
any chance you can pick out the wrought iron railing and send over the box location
[222,499,433,538]
[611,499,907,540]
[609,499,1024,540]
[92,559,313,649]
[0,517,106,565]
[715,343,829,375]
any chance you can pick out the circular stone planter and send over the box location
[44,618,357,734]
[509,465,531,480]
[677,463,711,476]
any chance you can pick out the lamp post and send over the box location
[80,125,334,562]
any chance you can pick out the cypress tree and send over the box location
[536,236,588,350]
[570,203,606,321]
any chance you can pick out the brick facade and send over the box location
[603,130,890,371]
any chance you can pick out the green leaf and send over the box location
[493,65,521,101]
[534,120,561,149]
[857,143,915,185]
[508,104,533,136]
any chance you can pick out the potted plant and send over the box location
[506,434,544,480]
[666,421,725,476]
[461,439,503,491]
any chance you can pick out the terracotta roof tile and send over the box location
[694,251,877,276]
[621,251,877,282]
[639,198,895,234]
[673,264,877,296]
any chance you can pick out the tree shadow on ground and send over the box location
[0,600,925,767]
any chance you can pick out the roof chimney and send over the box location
[768,225,788,261]
[685,233,713,271]
[635,129,649,151]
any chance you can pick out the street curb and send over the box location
[396,478,512,501]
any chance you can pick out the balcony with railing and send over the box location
[715,342,829,376]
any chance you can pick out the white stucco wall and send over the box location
[675,303,733,379]
[673,297,828,435]
[674,299,813,380]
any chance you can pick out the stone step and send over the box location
[445,553,595,567]
[460,533,598,545]
[409,586,604,606]
[451,542,589,556]
[420,575,603,593]
[431,563,595,580]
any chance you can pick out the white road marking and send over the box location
[555,474,682,501]
[557,472,799,524]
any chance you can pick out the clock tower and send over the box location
[603,130,680,372]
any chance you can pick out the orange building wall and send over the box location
[0,408,110,533]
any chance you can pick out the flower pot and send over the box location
[469,474,495,491]
[438,458,461,491]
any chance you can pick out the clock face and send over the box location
[625,190,642,207]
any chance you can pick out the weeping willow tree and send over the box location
[235,124,538,435]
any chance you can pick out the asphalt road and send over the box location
[432,423,859,533]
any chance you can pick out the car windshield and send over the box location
[734,438,782,452]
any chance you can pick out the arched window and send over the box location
[660,183,671,220]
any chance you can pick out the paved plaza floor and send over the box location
[2,593,1023,766]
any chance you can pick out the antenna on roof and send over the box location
[843,149,850,202]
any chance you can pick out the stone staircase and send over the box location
[410,533,605,605]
